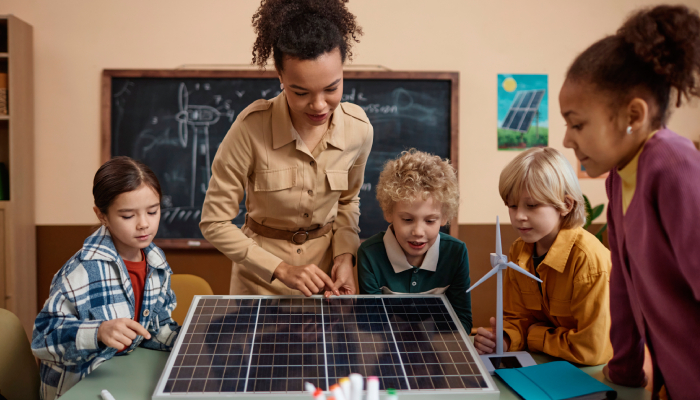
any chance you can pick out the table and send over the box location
[61,347,651,399]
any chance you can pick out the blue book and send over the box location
[495,361,617,400]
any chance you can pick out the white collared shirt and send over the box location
[382,224,440,274]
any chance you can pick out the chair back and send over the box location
[0,308,40,400]
[170,274,214,325]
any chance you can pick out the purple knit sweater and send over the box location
[606,129,700,400]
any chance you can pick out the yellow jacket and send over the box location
[503,227,613,365]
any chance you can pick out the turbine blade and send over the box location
[496,216,502,257]
[466,267,500,292]
[178,121,188,148]
[179,83,188,111]
[506,262,542,282]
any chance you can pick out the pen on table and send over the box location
[349,373,363,400]
[305,382,316,395]
[100,390,116,400]
[313,388,327,400]
[339,377,351,400]
[367,376,379,400]
[330,383,346,400]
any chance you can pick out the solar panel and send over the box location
[152,295,498,399]
[500,89,546,133]
[512,91,525,108]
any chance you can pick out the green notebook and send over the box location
[495,361,617,400]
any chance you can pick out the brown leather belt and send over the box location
[245,215,332,245]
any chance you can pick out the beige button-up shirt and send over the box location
[200,92,373,295]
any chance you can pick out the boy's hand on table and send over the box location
[97,318,151,349]
[326,253,356,297]
[474,317,510,355]
[274,261,339,297]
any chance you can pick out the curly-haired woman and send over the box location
[200,0,373,297]
[560,5,700,398]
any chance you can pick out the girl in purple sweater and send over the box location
[559,5,700,400]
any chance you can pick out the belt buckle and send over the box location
[292,231,309,245]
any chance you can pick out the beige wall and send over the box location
[2,0,700,226]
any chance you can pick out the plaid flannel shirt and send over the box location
[32,226,180,399]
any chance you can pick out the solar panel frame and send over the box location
[517,111,536,132]
[511,91,525,108]
[152,295,499,399]
[500,89,546,133]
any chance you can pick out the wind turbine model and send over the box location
[467,216,542,374]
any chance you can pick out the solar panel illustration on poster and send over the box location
[152,295,499,399]
[497,74,548,151]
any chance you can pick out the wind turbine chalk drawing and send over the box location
[467,216,541,374]
[175,83,220,208]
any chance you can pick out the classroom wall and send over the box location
[1,0,698,226]
[4,0,700,327]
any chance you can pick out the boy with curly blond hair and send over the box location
[357,149,472,332]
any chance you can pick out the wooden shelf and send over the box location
[0,15,35,337]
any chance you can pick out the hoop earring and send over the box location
[626,126,632,135]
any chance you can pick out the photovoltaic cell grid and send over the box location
[154,296,493,397]
[500,89,546,133]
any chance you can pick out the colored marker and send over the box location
[313,388,327,400]
[349,373,364,400]
[305,382,316,395]
[100,390,116,400]
[330,384,346,400]
[367,376,379,400]
[339,377,351,400]
[386,388,398,400]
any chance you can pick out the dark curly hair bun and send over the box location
[567,5,700,128]
[251,0,363,70]
[620,6,700,104]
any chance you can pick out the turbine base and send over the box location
[479,351,537,375]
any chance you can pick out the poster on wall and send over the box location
[497,74,548,150]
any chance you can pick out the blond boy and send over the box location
[474,147,612,365]
[357,149,472,332]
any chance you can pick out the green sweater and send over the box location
[357,231,472,332]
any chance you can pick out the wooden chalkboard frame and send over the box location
[101,69,459,249]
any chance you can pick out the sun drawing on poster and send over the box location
[502,77,517,92]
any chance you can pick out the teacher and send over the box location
[200,0,373,297]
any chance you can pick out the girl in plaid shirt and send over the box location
[32,157,180,399]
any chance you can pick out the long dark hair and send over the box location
[93,156,162,214]
[251,0,363,70]
[566,5,700,128]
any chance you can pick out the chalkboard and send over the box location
[102,70,458,248]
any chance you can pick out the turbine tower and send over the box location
[467,216,541,373]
